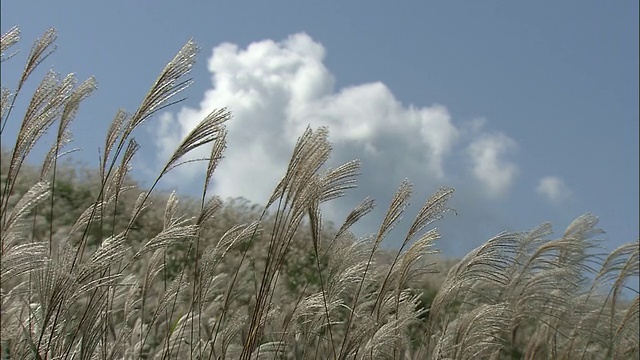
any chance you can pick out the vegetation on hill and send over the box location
[1,27,638,359]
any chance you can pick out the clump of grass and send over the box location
[1,27,638,359]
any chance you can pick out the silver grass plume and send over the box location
[2,71,75,218]
[375,179,413,247]
[131,224,198,261]
[17,28,57,94]
[104,138,139,202]
[1,242,49,287]
[1,87,11,121]
[427,231,521,332]
[1,181,50,244]
[613,296,639,357]
[15,72,75,156]
[128,191,150,230]
[163,191,181,229]
[603,241,638,313]
[142,249,166,296]
[202,222,261,283]
[202,125,228,197]
[162,108,231,176]
[387,228,440,294]
[266,126,331,208]
[101,108,128,178]
[451,303,511,360]
[68,200,104,238]
[242,126,334,359]
[139,269,190,354]
[125,40,199,137]
[40,76,97,180]
[373,187,452,320]
[316,159,361,203]
[339,179,413,357]
[335,197,376,240]
[196,195,223,226]
[0,26,20,62]
[364,290,425,358]
[405,186,454,242]
[77,232,129,283]
[1,27,57,137]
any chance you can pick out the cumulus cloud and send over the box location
[154,34,462,198]
[152,33,519,245]
[466,133,518,198]
[536,176,571,205]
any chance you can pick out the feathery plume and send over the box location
[101,109,128,176]
[1,26,20,61]
[125,40,199,136]
[376,179,412,247]
[1,181,50,243]
[162,108,231,175]
[19,28,57,90]
[335,197,376,239]
[202,123,228,195]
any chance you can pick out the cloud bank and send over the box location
[153,33,520,243]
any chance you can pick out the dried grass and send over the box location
[0,27,637,360]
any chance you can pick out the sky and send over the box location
[1,1,638,258]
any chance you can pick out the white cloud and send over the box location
[536,176,571,205]
[154,33,463,201]
[467,133,518,198]
[151,33,520,243]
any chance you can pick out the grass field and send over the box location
[1,27,638,359]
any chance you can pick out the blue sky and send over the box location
[1,1,638,258]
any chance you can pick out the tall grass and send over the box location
[1,27,638,359]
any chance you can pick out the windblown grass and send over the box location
[1,27,638,359]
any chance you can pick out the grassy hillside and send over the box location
[1,27,638,359]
